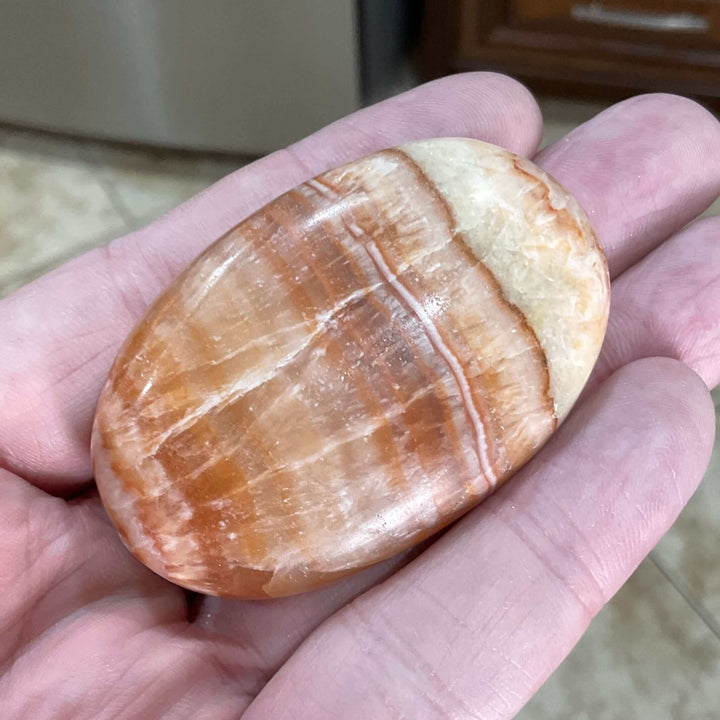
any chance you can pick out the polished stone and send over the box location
[92,138,610,599]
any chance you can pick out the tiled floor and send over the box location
[1,98,719,718]
[0,126,242,296]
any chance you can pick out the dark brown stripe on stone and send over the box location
[302,177,481,498]
[390,147,557,428]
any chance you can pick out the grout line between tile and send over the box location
[78,141,139,231]
[649,551,720,643]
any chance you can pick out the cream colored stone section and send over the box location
[401,138,609,420]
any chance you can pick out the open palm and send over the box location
[1,73,719,719]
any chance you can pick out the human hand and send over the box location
[1,73,719,719]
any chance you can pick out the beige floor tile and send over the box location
[702,197,720,218]
[0,127,129,296]
[650,388,720,627]
[82,142,249,229]
[518,557,720,720]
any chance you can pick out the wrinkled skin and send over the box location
[1,73,720,719]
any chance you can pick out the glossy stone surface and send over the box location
[91,139,610,598]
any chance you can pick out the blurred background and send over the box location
[1,1,719,717]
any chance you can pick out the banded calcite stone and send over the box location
[92,138,610,599]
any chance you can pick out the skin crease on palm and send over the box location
[0,73,719,720]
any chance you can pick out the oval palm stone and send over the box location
[92,139,610,598]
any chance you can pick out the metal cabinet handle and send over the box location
[571,2,709,33]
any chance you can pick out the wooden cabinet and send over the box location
[420,0,720,103]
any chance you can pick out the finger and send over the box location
[535,94,720,278]
[0,470,75,668]
[0,476,249,718]
[244,358,715,720]
[0,472,177,673]
[198,549,419,698]
[594,216,720,391]
[0,72,543,490]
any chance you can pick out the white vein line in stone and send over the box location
[361,238,497,488]
[114,281,380,440]
[139,324,306,398]
[307,175,496,487]
[306,178,336,197]
[308,178,455,279]
[304,196,481,498]
[182,244,248,314]
[149,311,335,391]
[139,283,383,457]
[192,383,438,491]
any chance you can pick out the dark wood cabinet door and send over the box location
[420,0,720,104]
